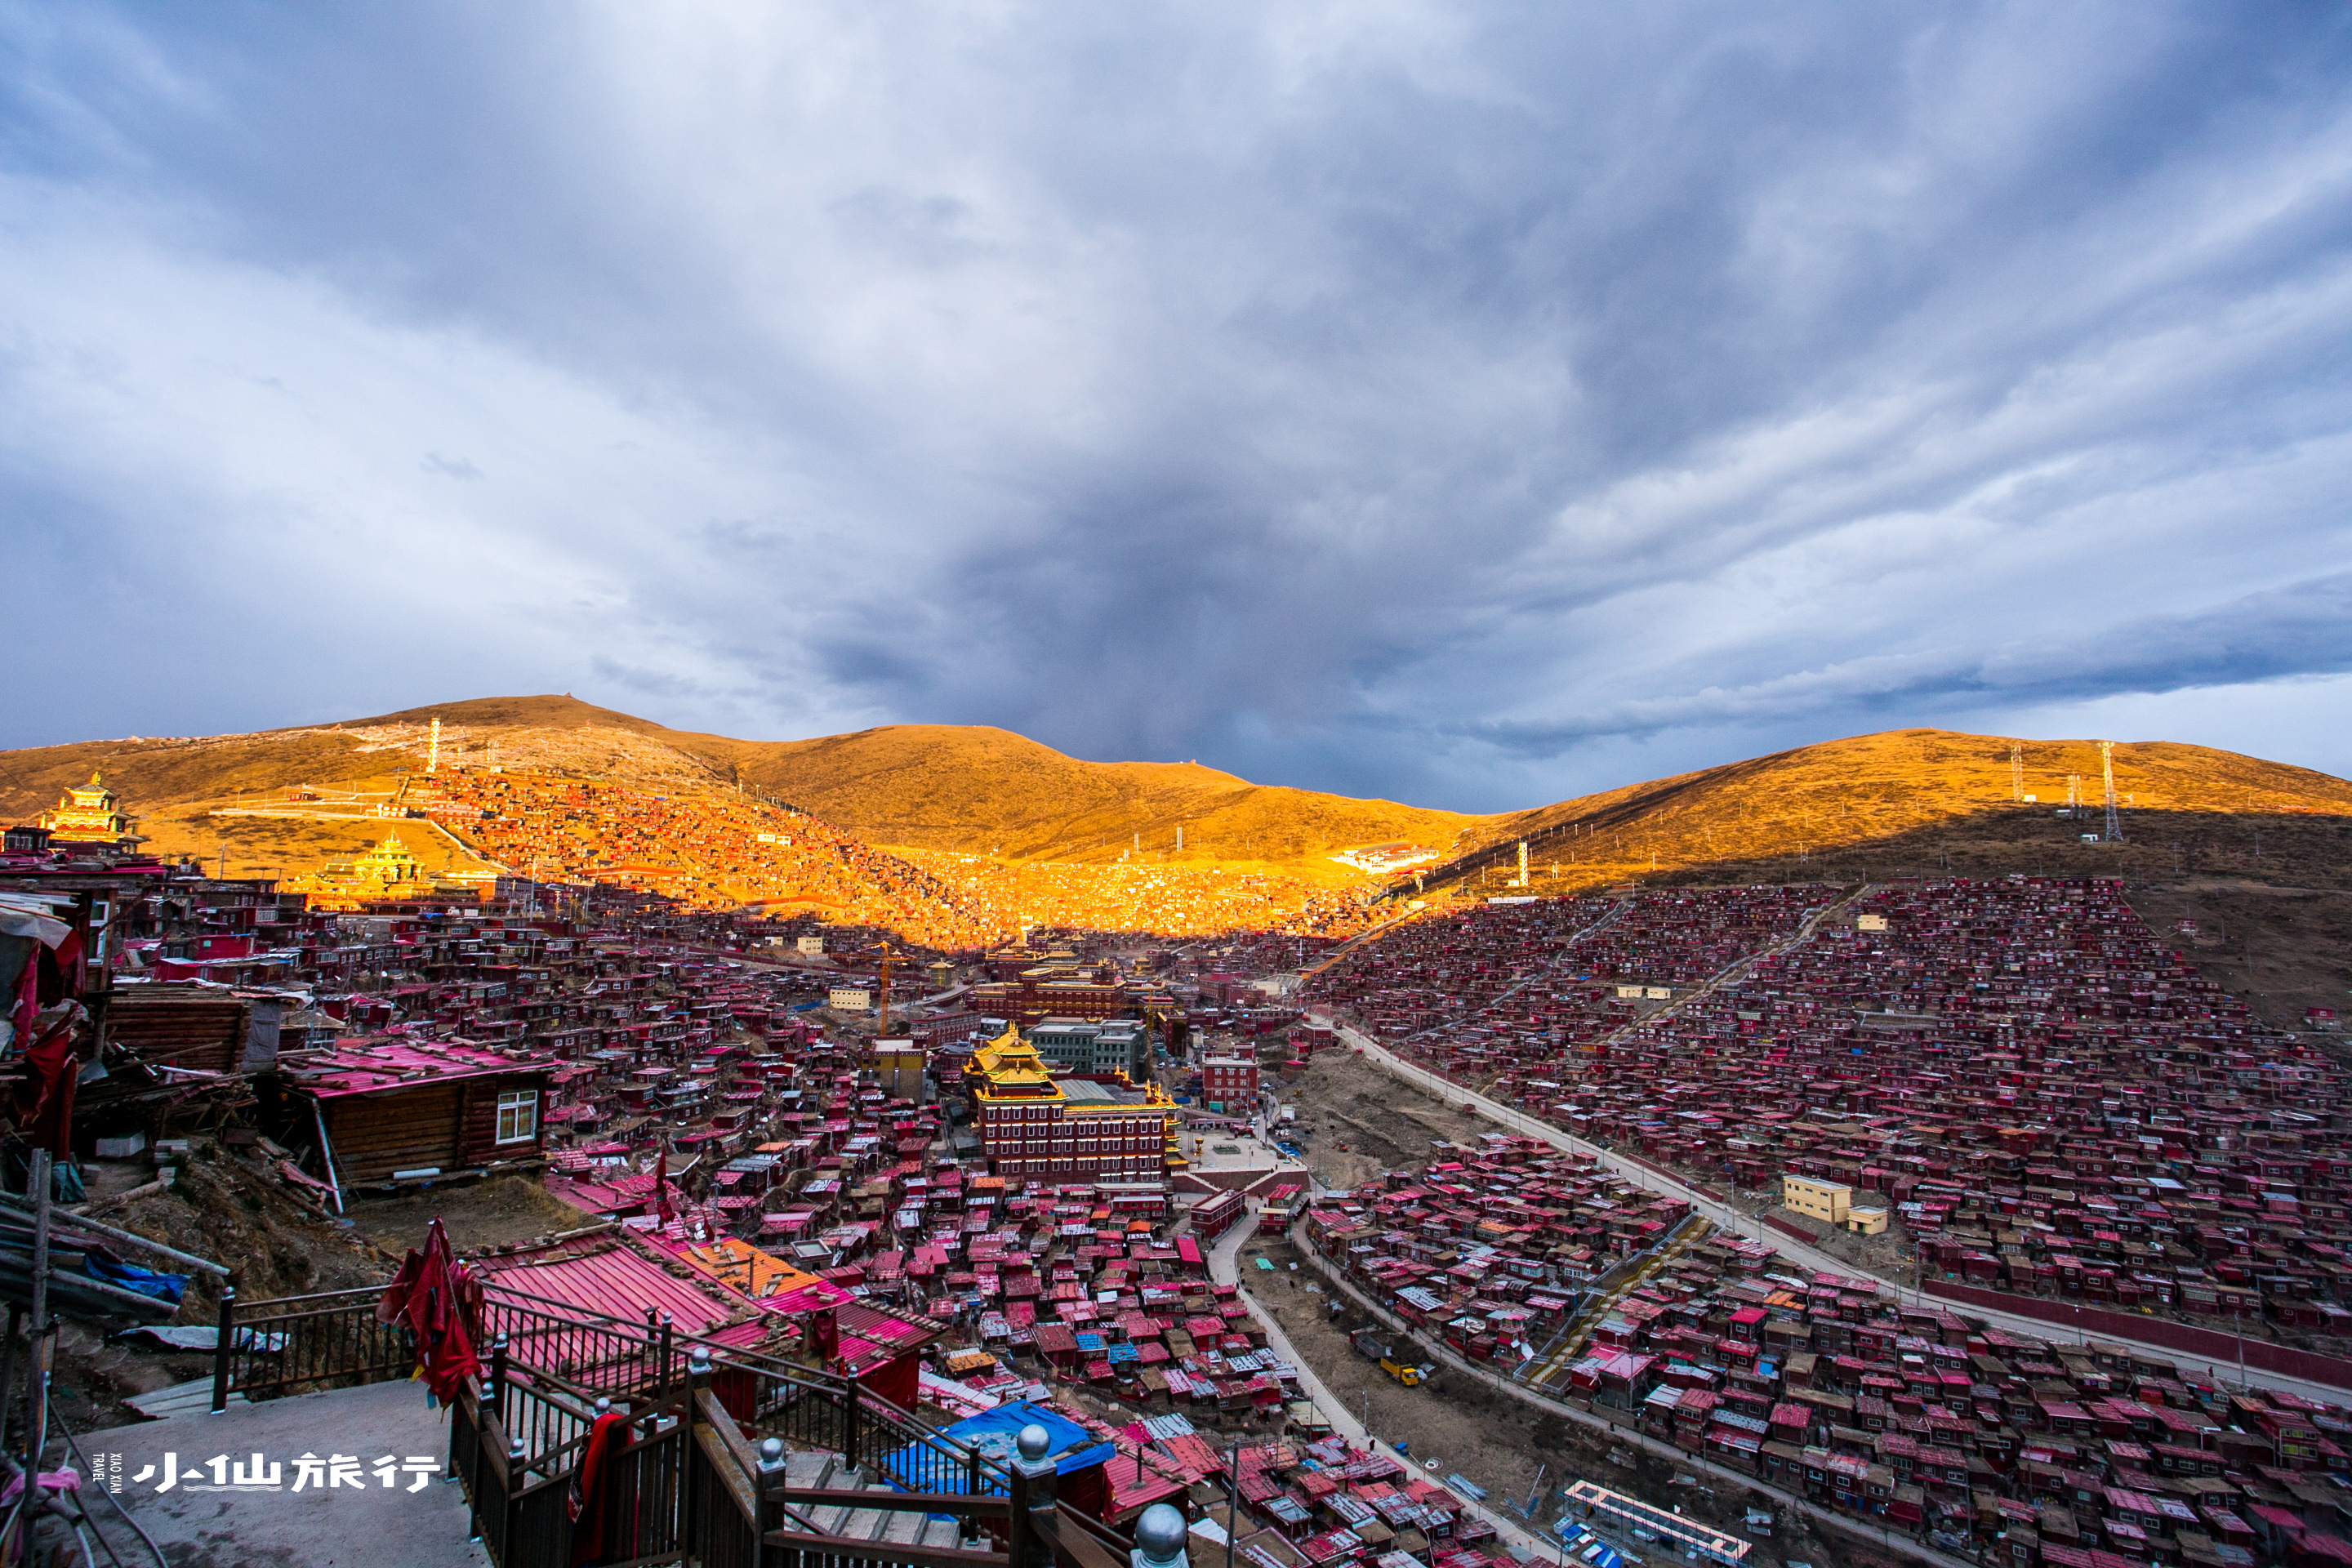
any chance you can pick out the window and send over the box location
[496,1090,539,1144]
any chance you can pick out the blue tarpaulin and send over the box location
[83,1256,189,1305]
[878,1401,1113,1494]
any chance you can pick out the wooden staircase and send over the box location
[778,1448,974,1554]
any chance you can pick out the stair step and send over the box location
[919,1517,964,1550]
[841,1506,889,1540]
[126,1378,245,1420]
[783,1450,839,1492]
[881,1508,927,1545]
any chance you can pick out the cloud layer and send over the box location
[4,2,2350,810]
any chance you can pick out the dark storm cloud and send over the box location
[1464,572,2352,755]
[2,2,2350,808]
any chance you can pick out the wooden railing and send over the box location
[448,1348,1136,1568]
[227,1281,1138,1568]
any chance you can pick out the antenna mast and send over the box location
[2010,743,2022,803]
[427,716,441,775]
[2101,740,2123,842]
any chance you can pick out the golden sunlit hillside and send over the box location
[336,697,1477,875]
[6,706,2346,929]
[1421,728,2352,898]
[712,724,1477,873]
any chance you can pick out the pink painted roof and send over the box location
[302,1038,548,1099]
[478,1241,760,1344]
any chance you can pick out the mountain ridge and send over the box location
[3,698,2346,894]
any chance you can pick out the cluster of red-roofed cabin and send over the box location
[1305,877,2352,1343]
[1302,1129,2352,1566]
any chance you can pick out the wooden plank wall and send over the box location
[323,1085,462,1184]
[105,989,247,1073]
[457,1070,553,1168]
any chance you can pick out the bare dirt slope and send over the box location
[52,1145,396,1430]
[1276,1048,1496,1190]
[340,1175,598,1258]
[2128,882,2352,1034]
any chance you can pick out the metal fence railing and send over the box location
[222,1278,1137,1568]
[215,1285,417,1405]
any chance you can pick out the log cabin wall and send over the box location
[322,1085,462,1185]
[457,1069,552,1167]
[105,989,247,1074]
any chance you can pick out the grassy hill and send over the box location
[6,702,2345,900]
[332,699,1475,875]
[710,724,1475,871]
[1424,728,2352,898]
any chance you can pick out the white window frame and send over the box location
[496,1089,540,1145]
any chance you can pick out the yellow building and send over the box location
[1781,1174,1852,1224]
[967,1023,1176,1182]
[38,772,140,844]
[1781,1174,1890,1233]
[872,1039,926,1102]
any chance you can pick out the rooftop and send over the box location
[292,1037,551,1098]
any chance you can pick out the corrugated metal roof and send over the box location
[480,1242,754,1342]
[303,1038,548,1100]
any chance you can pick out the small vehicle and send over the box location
[1350,1327,1432,1385]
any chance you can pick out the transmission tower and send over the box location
[2010,743,2023,803]
[2101,740,2123,842]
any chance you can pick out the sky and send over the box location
[4,3,2350,813]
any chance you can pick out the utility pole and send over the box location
[2100,741,2123,843]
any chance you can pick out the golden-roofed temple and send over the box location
[349,830,424,886]
[287,829,444,909]
[965,1021,1175,1182]
[38,772,140,844]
